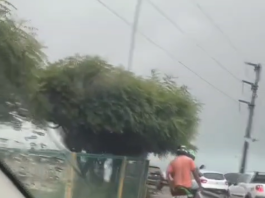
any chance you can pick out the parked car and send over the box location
[147,166,163,186]
[192,170,229,197]
[225,172,265,198]
[147,165,168,192]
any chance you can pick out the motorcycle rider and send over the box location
[166,145,202,197]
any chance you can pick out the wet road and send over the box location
[151,186,223,198]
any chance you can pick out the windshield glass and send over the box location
[1,0,264,197]
[1,149,148,198]
[203,173,224,180]
[237,174,252,183]
[252,173,265,183]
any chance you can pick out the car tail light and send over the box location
[200,179,207,183]
[256,185,264,192]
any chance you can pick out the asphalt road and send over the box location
[151,186,223,198]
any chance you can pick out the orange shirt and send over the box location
[167,156,196,188]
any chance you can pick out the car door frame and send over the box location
[228,173,252,198]
[0,159,33,198]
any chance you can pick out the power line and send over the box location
[190,0,246,60]
[95,0,237,103]
[147,0,241,82]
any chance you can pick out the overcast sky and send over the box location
[2,0,265,172]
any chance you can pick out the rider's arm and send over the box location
[166,162,173,181]
[190,160,202,188]
[196,167,202,177]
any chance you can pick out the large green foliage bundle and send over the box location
[33,55,200,155]
[0,0,46,128]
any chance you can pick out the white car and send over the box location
[225,172,265,198]
[192,170,229,196]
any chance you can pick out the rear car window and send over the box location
[252,173,265,183]
[148,166,161,174]
[237,174,252,183]
[225,173,239,184]
[203,173,224,180]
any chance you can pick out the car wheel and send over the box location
[223,190,230,198]
[245,194,251,198]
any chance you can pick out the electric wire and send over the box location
[190,0,247,61]
[147,0,241,82]
[96,0,238,103]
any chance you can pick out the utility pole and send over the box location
[127,0,143,71]
[239,62,262,173]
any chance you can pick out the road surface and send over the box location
[151,186,223,198]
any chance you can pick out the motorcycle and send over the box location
[152,164,206,197]
[170,186,204,198]
[169,164,206,198]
